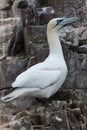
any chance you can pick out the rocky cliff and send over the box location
[0,0,87,89]
[0,0,87,130]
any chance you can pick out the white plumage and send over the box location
[1,17,78,102]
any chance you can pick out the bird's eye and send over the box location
[56,19,63,26]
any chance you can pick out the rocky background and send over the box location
[0,0,87,130]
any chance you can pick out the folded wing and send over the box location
[12,69,61,89]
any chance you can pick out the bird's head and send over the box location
[47,17,79,33]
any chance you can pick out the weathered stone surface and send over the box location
[60,26,87,88]
[0,56,28,88]
[0,0,87,23]
[0,1,87,130]
[0,0,13,10]
[12,0,37,26]
[36,6,55,25]
[17,0,28,9]
[35,0,87,23]
[0,18,21,44]
[0,60,7,88]
[24,25,47,54]
[12,0,23,17]
[0,0,13,18]
[0,17,24,57]
[8,20,25,56]
[47,0,86,23]
[0,90,87,130]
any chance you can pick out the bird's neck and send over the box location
[47,30,64,58]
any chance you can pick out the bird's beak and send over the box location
[60,17,79,26]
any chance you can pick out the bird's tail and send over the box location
[0,88,40,102]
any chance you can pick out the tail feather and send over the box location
[0,88,40,102]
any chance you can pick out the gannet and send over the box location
[1,17,78,102]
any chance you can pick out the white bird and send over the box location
[1,17,78,102]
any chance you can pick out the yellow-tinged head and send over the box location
[47,17,79,33]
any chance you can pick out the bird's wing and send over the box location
[12,69,61,89]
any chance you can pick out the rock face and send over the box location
[0,1,87,130]
[0,0,13,10]
[0,17,25,57]
[0,0,13,18]
[0,90,87,130]
[0,18,21,43]
[0,0,87,89]
[48,0,86,21]
[60,26,87,89]
[0,56,29,89]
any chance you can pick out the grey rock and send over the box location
[12,97,37,110]
[0,18,22,58]
[62,42,87,89]
[6,56,28,86]
[24,25,47,54]
[36,6,55,25]
[8,21,25,56]
[0,0,13,10]
[17,0,28,9]
[47,0,86,24]
[0,56,28,89]
[12,0,37,25]
[0,0,13,18]
[27,56,37,68]
[0,90,87,130]
[0,1,87,130]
